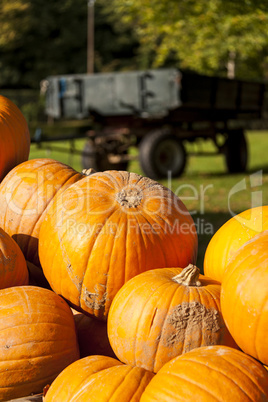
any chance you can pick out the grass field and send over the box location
[29,130,268,271]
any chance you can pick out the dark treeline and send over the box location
[0,0,139,89]
[1,0,268,89]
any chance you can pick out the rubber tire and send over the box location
[81,140,129,172]
[139,130,187,179]
[224,130,248,173]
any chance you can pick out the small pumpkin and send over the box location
[44,355,154,402]
[108,264,237,373]
[0,227,28,288]
[221,230,268,366]
[0,285,80,401]
[72,309,116,358]
[204,205,268,282]
[140,345,268,401]
[39,170,198,320]
[0,95,30,182]
[0,158,84,276]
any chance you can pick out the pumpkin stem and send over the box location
[116,188,142,208]
[172,264,202,287]
[82,168,97,176]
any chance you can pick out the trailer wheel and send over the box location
[81,140,129,172]
[224,130,248,173]
[139,129,187,179]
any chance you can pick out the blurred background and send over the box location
[1,0,268,268]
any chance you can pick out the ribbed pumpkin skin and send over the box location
[0,227,28,288]
[0,158,83,269]
[204,205,268,282]
[39,170,198,320]
[108,266,237,373]
[72,309,116,358]
[0,285,80,401]
[221,231,268,366]
[0,95,30,182]
[44,355,154,402]
[140,346,268,401]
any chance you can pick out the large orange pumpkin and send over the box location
[140,346,268,401]
[0,158,84,274]
[221,230,268,366]
[39,170,198,320]
[0,227,28,288]
[0,285,80,401]
[108,264,237,373]
[44,355,154,402]
[0,95,30,182]
[204,205,268,282]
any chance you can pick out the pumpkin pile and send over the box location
[0,98,267,401]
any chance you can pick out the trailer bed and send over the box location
[41,69,268,178]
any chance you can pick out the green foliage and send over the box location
[110,0,268,79]
[21,97,46,124]
[1,0,268,88]
[0,0,87,87]
[0,0,139,88]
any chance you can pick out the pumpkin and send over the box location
[0,285,79,401]
[108,264,238,373]
[140,345,268,401]
[44,355,154,402]
[221,230,268,366]
[0,286,79,401]
[0,227,28,288]
[204,205,268,282]
[0,158,84,279]
[72,309,116,358]
[38,170,198,320]
[0,95,30,182]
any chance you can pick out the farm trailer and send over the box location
[37,68,268,179]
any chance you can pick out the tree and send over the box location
[0,0,87,87]
[1,0,268,88]
[0,0,139,88]
[109,0,268,80]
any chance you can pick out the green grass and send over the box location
[29,130,268,271]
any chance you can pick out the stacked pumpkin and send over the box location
[0,157,86,285]
[0,97,267,400]
[204,207,268,369]
[0,98,80,401]
[0,113,200,399]
[0,95,30,182]
[42,202,268,400]
[43,205,268,401]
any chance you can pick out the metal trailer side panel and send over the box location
[44,69,180,120]
[83,68,181,117]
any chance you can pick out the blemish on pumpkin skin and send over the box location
[83,284,108,311]
[58,232,82,292]
[0,250,16,273]
[216,348,228,356]
[66,263,82,292]
[162,302,224,353]
[149,308,158,332]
